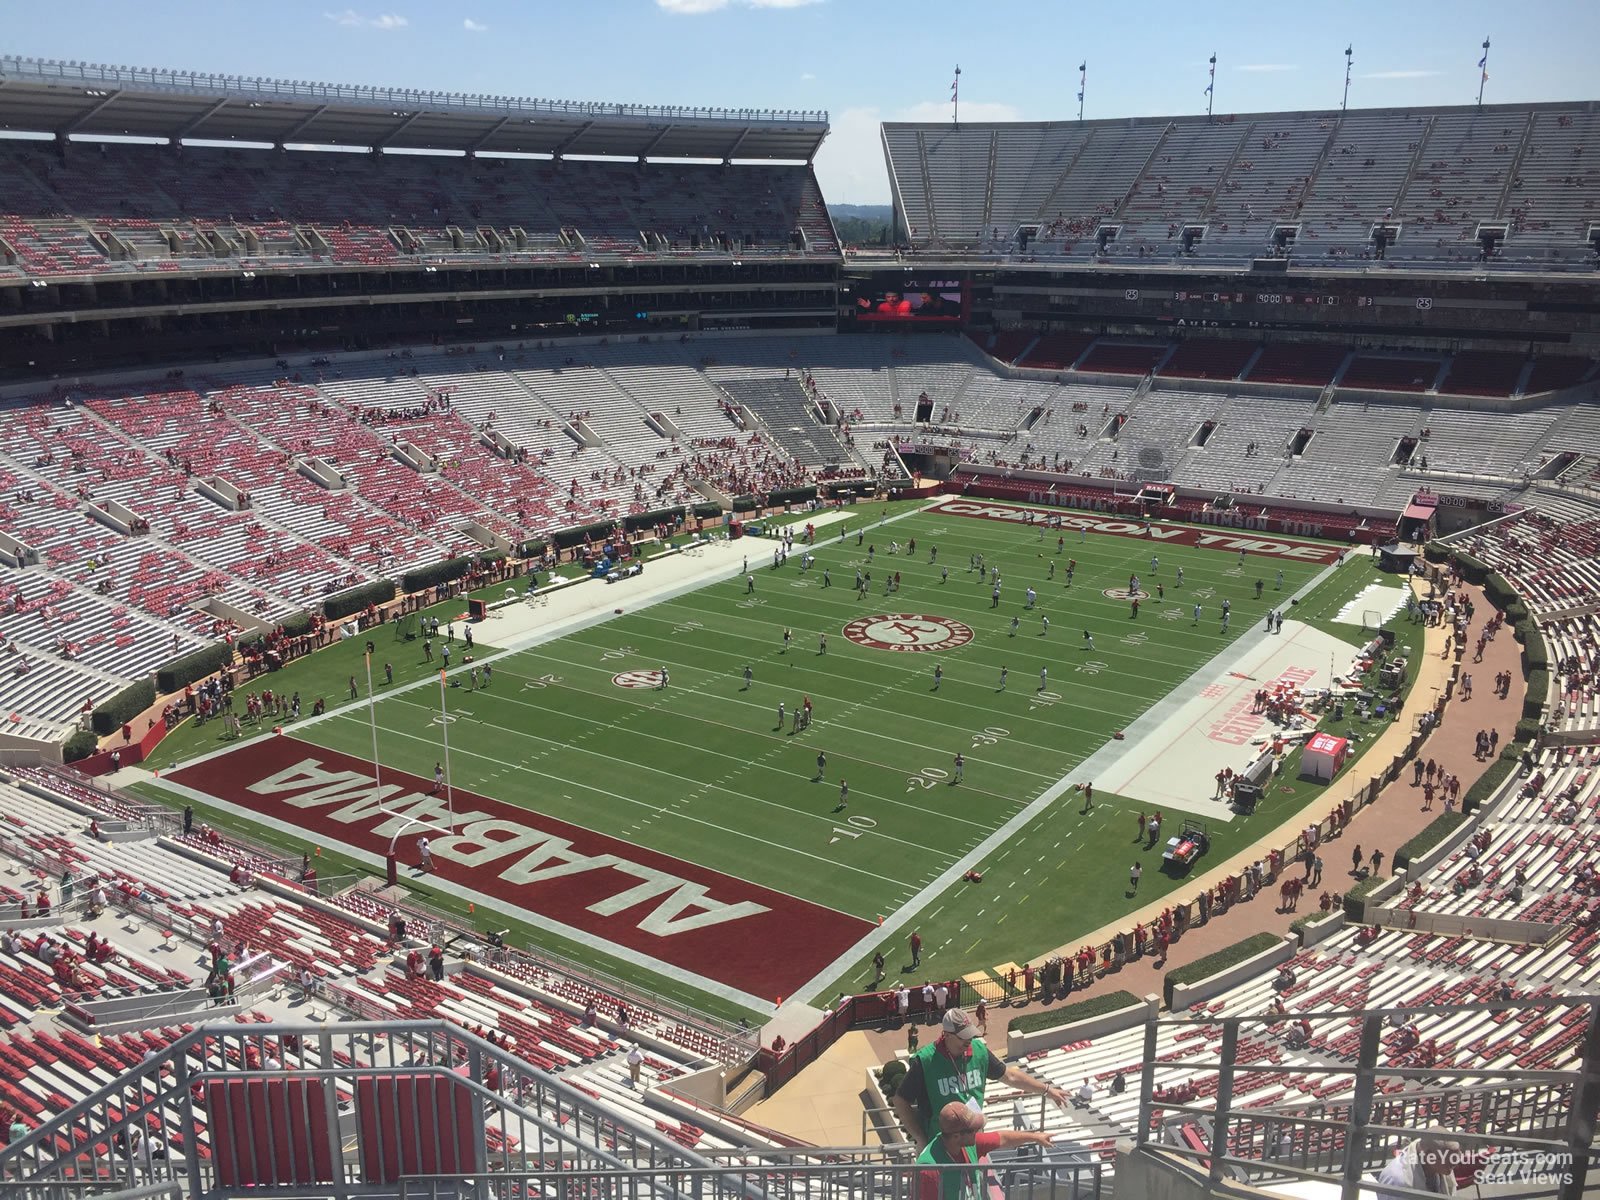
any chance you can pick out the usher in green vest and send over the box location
[911,1038,993,1112]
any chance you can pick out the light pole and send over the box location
[1342,44,1353,112]
[1078,62,1086,124]
[1206,54,1216,120]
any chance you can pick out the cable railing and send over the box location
[0,55,828,126]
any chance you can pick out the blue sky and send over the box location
[7,0,1593,203]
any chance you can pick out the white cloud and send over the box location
[813,106,885,207]
[1363,69,1441,79]
[325,9,408,28]
[813,99,1022,206]
[800,72,816,81]
[1236,64,1297,73]
[463,17,488,31]
[657,0,822,12]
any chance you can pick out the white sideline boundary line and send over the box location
[786,553,1351,1004]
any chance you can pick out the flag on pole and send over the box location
[1477,51,1487,68]
[951,65,960,100]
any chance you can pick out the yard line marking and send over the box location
[501,640,1145,744]
[331,705,951,870]
[526,678,1062,788]
[382,691,1017,832]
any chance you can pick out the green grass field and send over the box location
[143,498,1419,1016]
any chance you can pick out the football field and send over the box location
[158,496,1373,1013]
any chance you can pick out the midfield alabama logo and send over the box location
[166,737,873,997]
[843,614,975,653]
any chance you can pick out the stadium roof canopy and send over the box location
[0,56,829,161]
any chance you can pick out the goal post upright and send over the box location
[438,668,456,835]
[381,667,460,870]
[364,650,382,795]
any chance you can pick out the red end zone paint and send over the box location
[926,497,1344,563]
[168,737,872,998]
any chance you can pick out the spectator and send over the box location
[1373,1126,1461,1195]
[915,1103,1053,1195]
[891,1008,1066,1146]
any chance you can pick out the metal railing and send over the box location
[1,1185,182,1200]
[0,1020,721,1198]
[394,1158,1107,1200]
[0,55,828,125]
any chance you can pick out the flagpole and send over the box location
[437,669,456,834]
[1078,63,1086,124]
[952,64,960,126]
[1206,53,1217,120]
[364,650,381,792]
[1342,45,1353,113]
[1476,37,1490,109]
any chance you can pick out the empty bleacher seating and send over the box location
[0,141,838,280]
[885,101,1599,269]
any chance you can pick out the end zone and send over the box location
[1087,620,1360,814]
[924,496,1345,563]
[164,736,873,1004]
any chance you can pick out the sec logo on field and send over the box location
[843,614,975,653]
[612,670,662,689]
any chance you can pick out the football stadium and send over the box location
[0,28,1598,1200]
